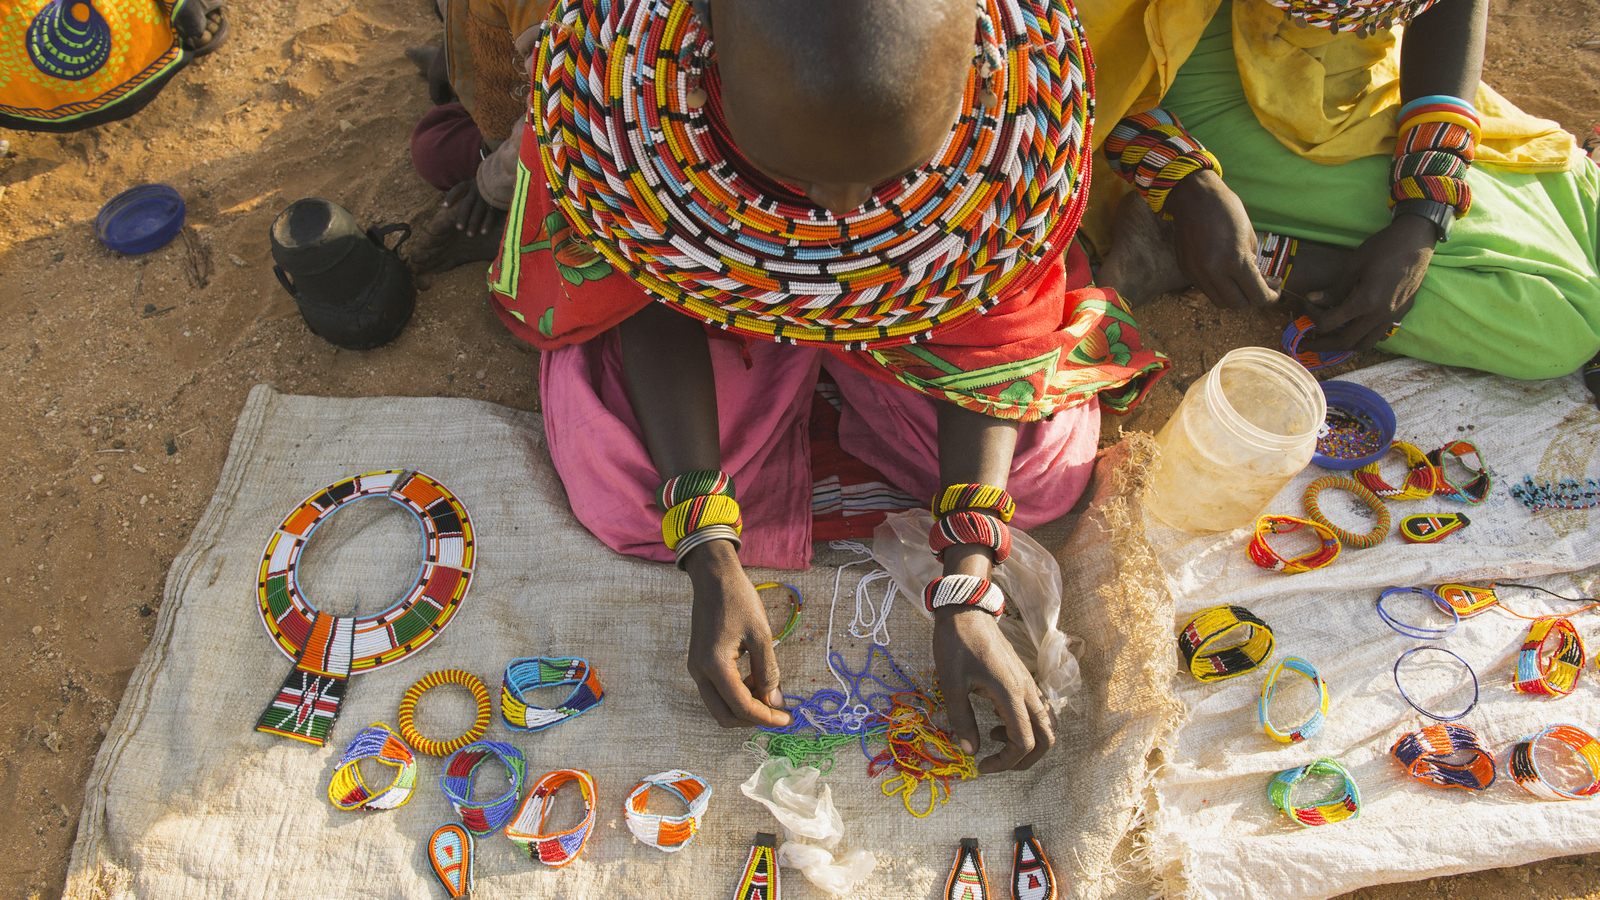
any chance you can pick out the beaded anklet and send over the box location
[1282,316,1352,371]
[753,582,803,645]
[1269,758,1360,827]
[1509,724,1600,801]
[929,511,1012,564]
[1258,657,1328,744]
[506,769,597,867]
[1012,825,1056,900]
[1354,441,1437,500]
[924,574,1006,617]
[1304,475,1391,549]
[1393,647,1478,721]
[427,823,474,899]
[1256,232,1297,282]
[1390,724,1495,791]
[932,483,1016,522]
[1376,587,1458,640]
[1512,618,1586,696]
[501,657,605,732]
[662,494,743,550]
[398,669,492,756]
[1510,475,1600,512]
[441,740,526,836]
[732,833,779,900]
[1247,515,1340,574]
[327,722,417,811]
[1426,441,1491,504]
[625,770,711,852]
[943,838,992,900]
[655,469,735,511]
[1178,605,1274,682]
[1399,513,1470,544]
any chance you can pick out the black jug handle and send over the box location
[368,222,412,253]
[273,265,299,299]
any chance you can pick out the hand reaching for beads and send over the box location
[933,607,1055,773]
[1163,169,1280,310]
[681,539,793,729]
[1300,215,1436,353]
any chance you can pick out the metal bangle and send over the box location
[1376,587,1459,640]
[673,524,742,570]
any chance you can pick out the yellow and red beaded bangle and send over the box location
[398,669,492,757]
[1304,475,1392,550]
[1178,604,1274,682]
[932,483,1016,522]
[1247,516,1340,574]
[1512,617,1586,697]
[1269,758,1361,827]
[1353,441,1436,501]
[661,494,743,550]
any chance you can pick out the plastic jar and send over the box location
[1143,347,1325,533]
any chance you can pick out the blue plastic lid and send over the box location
[1312,380,1397,470]
[95,183,185,255]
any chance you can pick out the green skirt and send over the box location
[1160,3,1600,380]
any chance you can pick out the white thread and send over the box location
[848,568,897,646]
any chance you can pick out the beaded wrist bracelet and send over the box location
[1258,656,1329,743]
[1512,617,1586,697]
[1426,441,1491,504]
[427,823,474,899]
[655,469,736,511]
[1376,587,1458,640]
[1269,758,1361,827]
[1247,515,1340,574]
[501,657,605,732]
[327,722,417,811]
[929,511,1013,564]
[1282,316,1353,371]
[398,669,492,757]
[1354,440,1437,500]
[624,770,712,853]
[1391,101,1479,217]
[924,574,1006,617]
[441,740,526,836]
[1304,475,1392,549]
[1509,723,1600,801]
[1393,647,1478,721]
[505,769,597,867]
[662,494,743,550]
[1390,724,1496,791]
[932,483,1016,522]
[1178,604,1274,682]
[1256,232,1298,282]
[753,582,803,644]
[1103,108,1224,216]
[673,523,742,570]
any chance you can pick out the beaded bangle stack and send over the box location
[924,574,1006,617]
[929,510,1013,564]
[926,483,1016,600]
[441,740,526,836]
[1269,758,1361,826]
[1104,108,1224,216]
[657,469,743,569]
[1178,605,1274,682]
[1247,516,1340,574]
[1509,724,1600,801]
[1304,475,1391,549]
[505,769,598,867]
[398,669,492,757]
[1391,95,1479,218]
[501,657,605,732]
[1512,618,1586,697]
[1258,657,1329,743]
[327,723,417,811]
[624,770,711,853]
[1390,724,1496,791]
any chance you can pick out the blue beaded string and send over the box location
[761,643,921,736]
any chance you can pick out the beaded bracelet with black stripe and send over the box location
[1390,724,1496,791]
[1178,604,1274,682]
[929,511,1012,564]
[662,494,743,551]
[923,574,1006,617]
[1353,440,1437,500]
[655,470,736,512]
[1426,440,1491,505]
[1509,723,1600,801]
[932,483,1016,523]
[1512,617,1585,697]
[1103,108,1224,216]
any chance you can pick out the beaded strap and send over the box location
[655,470,736,512]
[1255,232,1297,281]
[502,657,605,732]
[1354,441,1437,500]
[929,511,1013,564]
[1269,758,1361,827]
[440,740,526,836]
[398,669,492,757]
[427,823,474,899]
[1178,605,1274,682]
[1512,617,1586,697]
[1281,316,1353,371]
[733,833,780,900]
[1258,657,1328,744]
[1393,646,1478,721]
[1509,724,1600,801]
[505,769,598,867]
[1511,475,1600,512]
[1247,515,1340,574]
[1425,441,1491,504]
[923,574,1006,617]
[1103,108,1223,216]
[327,722,417,811]
[1376,587,1458,640]
[1304,475,1392,549]
[1399,512,1470,544]
[624,770,712,853]
[932,483,1016,522]
[944,838,992,900]
[1390,724,1496,791]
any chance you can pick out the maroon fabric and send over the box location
[409,102,483,192]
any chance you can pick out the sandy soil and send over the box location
[0,0,1596,897]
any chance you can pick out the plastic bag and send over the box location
[741,758,877,896]
[871,508,1083,712]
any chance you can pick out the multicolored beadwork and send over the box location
[1316,408,1386,460]
[1510,475,1600,512]
[1103,108,1223,216]
[1262,0,1441,35]
[1390,724,1495,791]
[441,740,526,836]
[1011,825,1056,900]
[1258,657,1329,743]
[944,838,992,900]
[1433,582,1500,617]
[1269,758,1361,826]
[1304,474,1392,549]
[732,832,780,900]
[1354,441,1437,501]
[624,770,711,852]
[753,582,803,645]
[1281,315,1353,371]
[531,0,1095,349]
[1509,723,1600,801]
[924,574,1006,617]
[662,494,744,551]
[501,657,605,732]
[327,722,417,811]
[398,669,493,757]
[1255,232,1297,282]
[427,823,474,899]
[1247,515,1341,574]
[1426,441,1491,504]
[506,769,598,867]
[1399,512,1470,543]
[1391,101,1480,216]
[1513,617,1586,697]
[1178,605,1274,682]
[255,470,475,746]
[655,470,736,512]
[932,483,1017,522]
[929,511,1013,564]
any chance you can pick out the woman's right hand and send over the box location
[1163,169,1280,310]
[682,539,793,729]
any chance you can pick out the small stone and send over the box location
[0,139,8,156]
[228,253,248,268]
[138,604,153,617]
[339,119,354,132]
[90,474,103,485]
[143,302,155,313]
[132,464,148,474]
[165,440,177,456]
[42,732,61,753]
[111,439,125,449]
[139,495,148,506]
[31,626,42,636]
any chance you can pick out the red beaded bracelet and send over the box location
[928,511,1012,564]
[1247,516,1341,574]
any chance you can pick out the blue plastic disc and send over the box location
[95,184,185,255]
[1312,380,1396,470]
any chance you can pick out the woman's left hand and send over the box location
[1301,215,1436,352]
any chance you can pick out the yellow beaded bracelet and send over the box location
[661,494,743,550]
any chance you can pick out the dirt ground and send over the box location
[0,0,1597,897]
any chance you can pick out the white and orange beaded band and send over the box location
[624,770,712,853]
